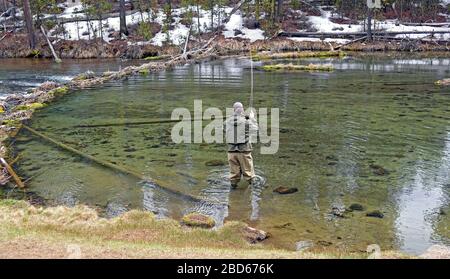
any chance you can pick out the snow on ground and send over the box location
[223,13,265,42]
[52,4,449,46]
[52,5,266,46]
[290,6,450,43]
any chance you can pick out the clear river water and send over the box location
[4,55,450,255]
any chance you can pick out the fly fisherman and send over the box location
[224,102,258,189]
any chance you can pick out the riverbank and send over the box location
[2,33,450,60]
[0,199,414,259]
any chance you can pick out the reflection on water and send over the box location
[396,132,450,253]
[10,56,450,254]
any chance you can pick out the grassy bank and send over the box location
[0,199,413,259]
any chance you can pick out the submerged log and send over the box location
[21,125,214,204]
[0,157,25,188]
[76,116,228,128]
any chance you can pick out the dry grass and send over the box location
[0,199,412,259]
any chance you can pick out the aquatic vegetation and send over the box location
[144,55,169,61]
[48,86,69,98]
[261,63,334,72]
[139,68,150,75]
[15,103,46,111]
[2,119,21,128]
[252,51,346,61]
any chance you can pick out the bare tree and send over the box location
[23,0,36,49]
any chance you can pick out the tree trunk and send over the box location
[276,0,283,22]
[22,0,36,49]
[367,7,373,42]
[197,3,201,37]
[119,0,128,37]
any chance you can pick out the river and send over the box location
[4,55,450,255]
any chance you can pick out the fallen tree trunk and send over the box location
[22,124,215,204]
[0,157,25,188]
[40,25,62,63]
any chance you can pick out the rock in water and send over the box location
[205,160,225,167]
[349,203,365,211]
[366,210,384,219]
[181,213,215,229]
[296,240,314,252]
[273,186,298,195]
[370,164,390,176]
[243,226,269,244]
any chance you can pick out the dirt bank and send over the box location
[1,32,449,60]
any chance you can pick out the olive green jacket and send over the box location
[224,114,259,152]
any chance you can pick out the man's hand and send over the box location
[249,108,256,119]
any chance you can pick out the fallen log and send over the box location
[0,157,25,188]
[21,124,215,204]
[40,25,62,63]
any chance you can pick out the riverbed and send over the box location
[6,55,450,255]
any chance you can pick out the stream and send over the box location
[4,55,450,255]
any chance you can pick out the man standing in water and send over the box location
[224,102,258,189]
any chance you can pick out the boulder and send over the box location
[370,164,390,176]
[243,226,269,244]
[349,203,365,211]
[273,186,298,195]
[181,213,215,229]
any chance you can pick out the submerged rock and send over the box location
[205,160,225,167]
[349,203,365,211]
[181,213,215,229]
[370,164,390,176]
[366,210,384,219]
[243,226,269,244]
[296,240,314,252]
[273,186,298,195]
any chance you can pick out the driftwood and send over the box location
[0,157,25,188]
[40,25,62,63]
[21,124,216,204]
